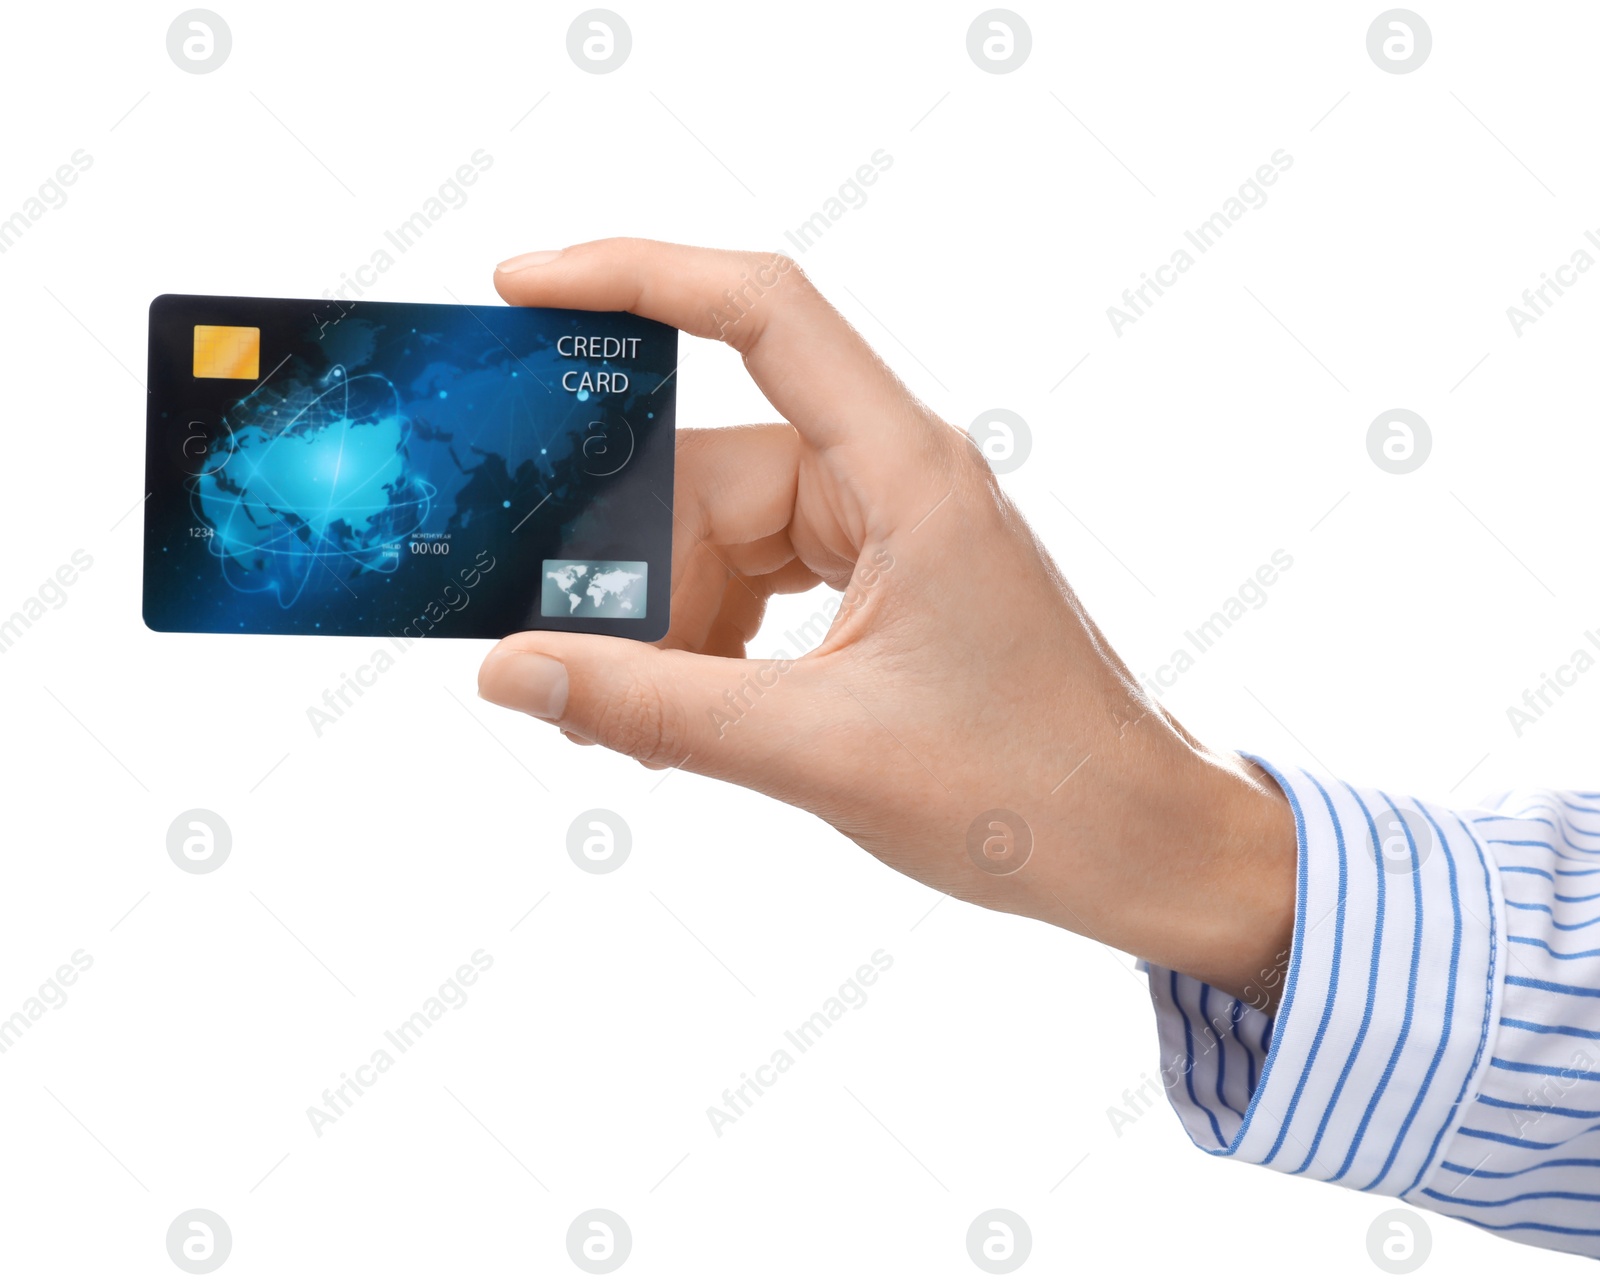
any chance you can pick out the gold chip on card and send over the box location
[192,324,259,379]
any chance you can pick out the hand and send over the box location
[479,238,1296,1008]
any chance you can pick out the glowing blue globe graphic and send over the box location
[192,366,435,607]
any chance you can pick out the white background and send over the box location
[1,0,1597,1278]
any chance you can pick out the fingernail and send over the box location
[480,651,569,719]
[496,249,562,273]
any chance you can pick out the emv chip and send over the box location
[192,324,259,379]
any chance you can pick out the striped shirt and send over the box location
[1148,758,1600,1258]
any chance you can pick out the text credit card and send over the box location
[143,294,676,640]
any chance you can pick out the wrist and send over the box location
[1168,751,1297,1011]
[1022,732,1297,1012]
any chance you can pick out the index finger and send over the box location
[493,238,940,455]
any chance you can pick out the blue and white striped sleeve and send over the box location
[1147,758,1600,1259]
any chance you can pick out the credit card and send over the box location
[144,294,677,641]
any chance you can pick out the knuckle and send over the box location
[767,251,803,282]
[744,250,809,299]
[936,417,992,482]
[714,252,811,353]
[939,421,1014,518]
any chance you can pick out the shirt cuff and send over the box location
[1146,757,1503,1196]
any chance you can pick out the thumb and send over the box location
[477,632,830,788]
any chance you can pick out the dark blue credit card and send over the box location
[143,294,676,641]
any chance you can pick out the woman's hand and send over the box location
[479,238,1296,1008]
